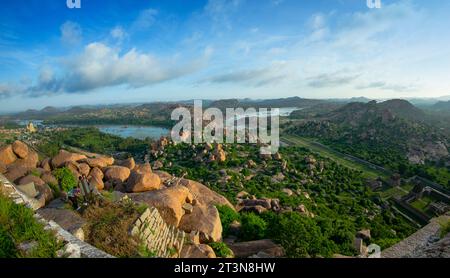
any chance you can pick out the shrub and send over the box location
[439,219,450,238]
[216,205,240,237]
[0,193,62,258]
[264,212,335,258]
[239,213,267,241]
[53,167,77,192]
[209,242,233,258]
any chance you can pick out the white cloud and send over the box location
[60,21,82,46]
[132,9,158,30]
[204,0,243,30]
[110,26,127,41]
[30,42,209,94]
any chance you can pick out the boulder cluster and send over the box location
[1,141,237,257]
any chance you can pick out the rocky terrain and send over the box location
[0,139,287,258]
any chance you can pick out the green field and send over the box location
[282,135,389,179]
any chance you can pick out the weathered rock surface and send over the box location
[35,183,54,204]
[88,167,104,190]
[0,162,6,174]
[180,244,216,258]
[38,206,86,241]
[180,179,234,210]
[40,158,52,171]
[120,157,135,170]
[229,239,285,258]
[128,185,193,227]
[51,150,87,168]
[7,150,39,169]
[179,204,222,243]
[4,166,32,183]
[18,175,46,187]
[78,163,91,176]
[0,145,17,165]
[126,168,161,193]
[104,166,131,183]
[12,140,29,159]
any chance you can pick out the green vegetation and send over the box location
[216,205,240,237]
[157,142,417,257]
[240,213,268,241]
[209,242,233,258]
[0,193,62,258]
[439,219,450,238]
[282,135,388,179]
[53,167,77,192]
[284,100,450,190]
[37,127,150,157]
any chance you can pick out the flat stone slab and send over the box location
[37,207,86,235]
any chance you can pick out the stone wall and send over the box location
[130,206,186,258]
[0,173,113,258]
[381,215,449,258]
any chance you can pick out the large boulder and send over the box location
[126,166,161,193]
[78,163,91,176]
[8,150,39,169]
[89,167,104,180]
[179,204,222,243]
[0,145,17,165]
[180,244,216,258]
[88,167,104,191]
[179,179,234,210]
[51,150,87,168]
[82,157,113,168]
[104,166,131,183]
[0,162,6,174]
[12,141,29,159]
[4,166,32,183]
[35,184,54,204]
[134,163,153,174]
[18,175,46,187]
[119,157,135,170]
[128,185,193,227]
[16,182,38,198]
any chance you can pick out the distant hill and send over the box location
[286,99,449,166]
[431,101,450,111]
[208,97,324,109]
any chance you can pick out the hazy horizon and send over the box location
[1,0,450,112]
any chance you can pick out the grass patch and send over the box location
[0,192,62,258]
[82,198,142,257]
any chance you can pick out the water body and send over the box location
[96,125,169,140]
[17,107,299,140]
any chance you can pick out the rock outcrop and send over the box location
[129,185,193,227]
[51,150,87,168]
[179,204,222,243]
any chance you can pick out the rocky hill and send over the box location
[286,100,449,165]
[0,140,242,258]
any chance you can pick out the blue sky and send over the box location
[1,0,450,112]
